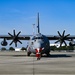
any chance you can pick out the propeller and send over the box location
[8,30,22,47]
[55,30,70,47]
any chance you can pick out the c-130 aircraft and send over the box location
[0,13,75,60]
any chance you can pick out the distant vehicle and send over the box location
[0,13,75,60]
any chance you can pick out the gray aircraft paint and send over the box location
[27,13,50,55]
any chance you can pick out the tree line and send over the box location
[0,46,74,52]
[0,47,26,51]
[50,46,74,52]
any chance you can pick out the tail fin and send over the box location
[37,13,40,34]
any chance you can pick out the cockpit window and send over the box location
[32,37,43,40]
[35,37,43,39]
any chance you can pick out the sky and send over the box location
[0,0,75,48]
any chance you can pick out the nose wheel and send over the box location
[27,52,31,56]
[37,58,40,60]
[36,53,41,60]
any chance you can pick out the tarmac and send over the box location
[0,51,75,75]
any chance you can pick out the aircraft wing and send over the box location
[0,30,31,40]
[46,35,75,40]
[0,30,75,47]
[0,35,31,40]
[46,35,59,40]
[46,30,75,40]
[0,34,31,47]
[46,30,75,46]
[46,35,75,47]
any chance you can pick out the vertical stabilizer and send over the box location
[37,13,40,34]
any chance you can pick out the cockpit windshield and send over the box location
[32,37,43,40]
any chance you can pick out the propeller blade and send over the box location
[8,30,22,47]
[55,40,60,43]
[15,42,17,47]
[63,41,67,46]
[55,30,70,47]
[66,39,71,41]
[18,40,22,44]
[10,41,14,45]
[13,30,16,36]
[62,30,65,36]
[65,34,70,38]
[58,31,62,37]
[60,42,62,47]
[17,31,21,36]
[8,33,13,37]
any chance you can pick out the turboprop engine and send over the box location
[1,38,8,46]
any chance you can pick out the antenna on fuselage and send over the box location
[37,13,40,34]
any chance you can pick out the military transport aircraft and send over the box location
[0,13,75,60]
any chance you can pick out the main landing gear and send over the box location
[27,52,31,56]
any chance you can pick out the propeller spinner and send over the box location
[55,30,70,47]
[8,30,22,47]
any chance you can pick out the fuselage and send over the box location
[27,13,50,60]
[27,33,50,55]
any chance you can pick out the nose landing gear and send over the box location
[37,57,40,60]
[35,48,42,60]
[36,53,41,60]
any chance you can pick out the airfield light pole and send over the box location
[33,24,35,36]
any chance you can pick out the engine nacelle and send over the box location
[69,42,75,46]
[1,40,8,46]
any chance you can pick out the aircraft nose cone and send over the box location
[34,42,43,48]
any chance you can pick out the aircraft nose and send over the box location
[34,42,44,48]
[35,48,43,53]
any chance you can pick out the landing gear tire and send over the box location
[37,58,40,60]
[27,52,31,56]
[46,53,50,57]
